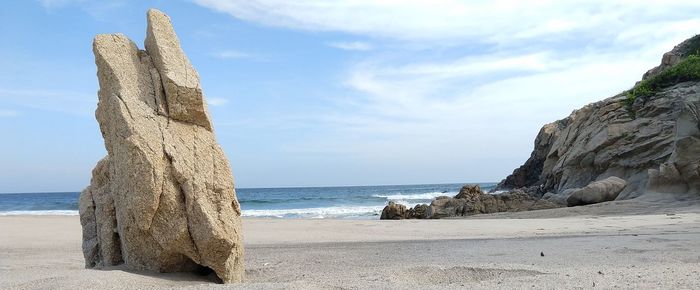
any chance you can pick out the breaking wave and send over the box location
[0,210,79,216]
[242,205,384,219]
[372,191,457,201]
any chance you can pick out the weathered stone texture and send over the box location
[496,36,700,201]
[79,9,244,283]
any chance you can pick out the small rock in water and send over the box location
[540,251,545,257]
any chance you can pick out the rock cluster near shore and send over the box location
[382,35,700,219]
[79,9,244,283]
[380,185,560,219]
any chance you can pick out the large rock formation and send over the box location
[496,35,700,201]
[79,9,244,283]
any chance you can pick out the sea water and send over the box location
[0,183,496,219]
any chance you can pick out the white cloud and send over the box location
[192,0,700,43]
[327,41,373,51]
[280,32,694,171]
[193,0,700,129]
[212,50,253,60]
[289,49,656,169]
[193,0,700,181]
[207,97,229,106]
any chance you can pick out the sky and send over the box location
[1,0,699,193]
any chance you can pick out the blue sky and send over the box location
[1,0,699,193]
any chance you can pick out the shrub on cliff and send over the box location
[625,54,700,108]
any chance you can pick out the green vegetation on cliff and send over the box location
[625,55,700,105]
[624,35,700,110]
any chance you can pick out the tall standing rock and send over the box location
[79,9,244,283]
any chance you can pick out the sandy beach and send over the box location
[2,197,700,290]
[4,1,700,289]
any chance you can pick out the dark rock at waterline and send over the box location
[427,186,560,219]
[380,202,407,220]
[381,202,430,219]
[407,204,429,219]
[381,184,560,219]
[454,184,482,199]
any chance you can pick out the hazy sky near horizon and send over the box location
[1,0,699,192]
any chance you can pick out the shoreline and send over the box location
[1,213,698,245]
[2,205,700,289]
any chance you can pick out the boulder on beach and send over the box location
[78,9,244,283]
[566,177,627,207]
[380,202,407,220]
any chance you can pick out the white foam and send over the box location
[0,210,79,216]
[373,191,456,200]
[242,206,384,219]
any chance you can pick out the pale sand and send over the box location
[1,198,700,289]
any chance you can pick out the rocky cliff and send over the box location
[496,35,700,200]
[79,9,244,283]
[382,35,700,219]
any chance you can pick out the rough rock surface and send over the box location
[426,187,559,219]
[407,204,429,219]
[496,35,700,202]
[380,202,407,220]
[79,9,244,283]
[566,177,627,207]
[145,10,211,131]
[454,184,483,199]
[381,185,560,219]
[380,202,432,219]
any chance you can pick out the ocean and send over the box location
[0,183,496,219]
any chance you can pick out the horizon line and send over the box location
[0,181,500,194]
